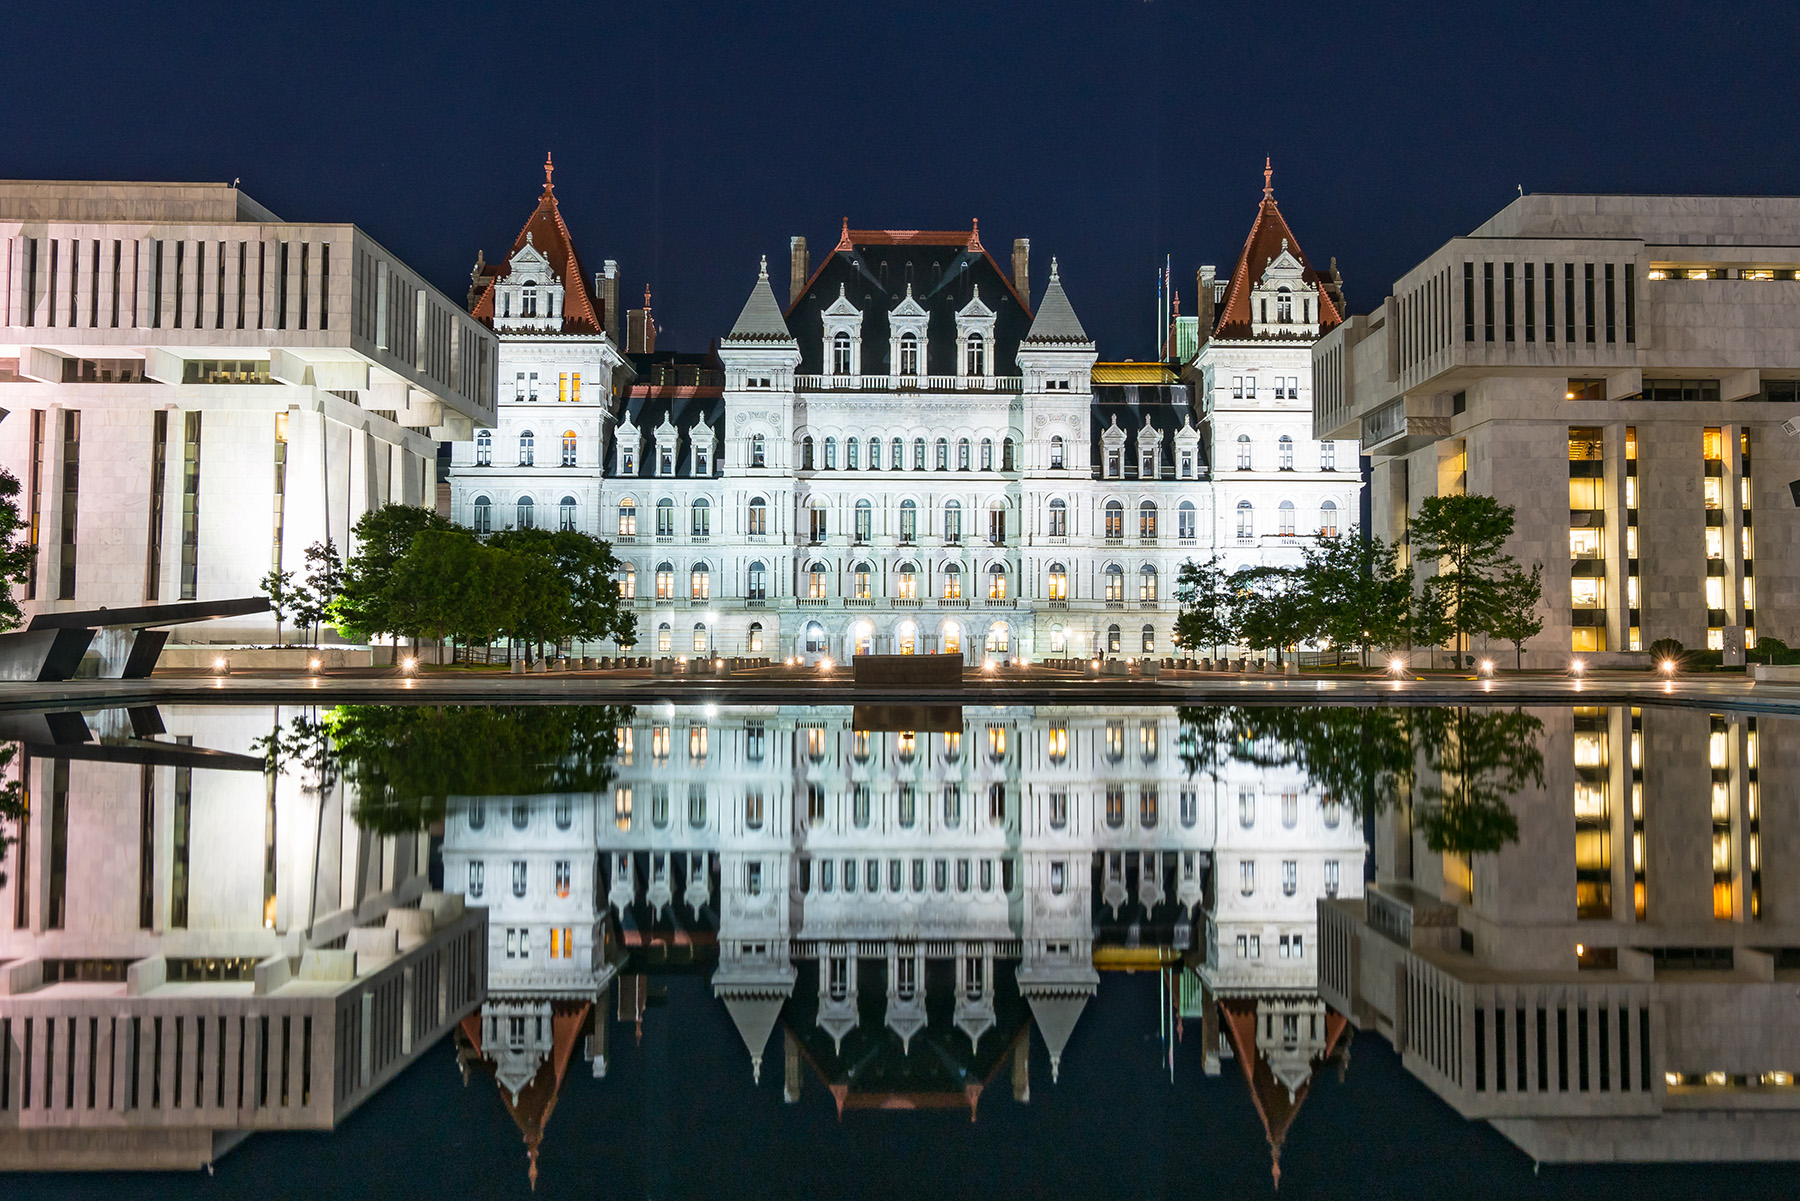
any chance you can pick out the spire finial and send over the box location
[836,218,852,250]
[759,254,768,279]
[968,218,983,251]
[544,152,555,191]
[1263,156,1274,201]
[1049,256,1060,282]
[643,284,652,310]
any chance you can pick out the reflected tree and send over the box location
[1411,706,1543,855]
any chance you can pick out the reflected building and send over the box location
[1322,706,1800,1161]
[441,703,1363,1178]
[0,705,483,1171]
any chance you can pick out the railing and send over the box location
[890,598,923,608]
[938,598,969,608]
[796,374,1024,393]
[984,598,1017,608]
[797,598,828,607]
[844,598,876,607]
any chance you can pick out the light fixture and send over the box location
[1705,1071,1729,1087]
[818,657,833,671]
[1388,657,1406,676]
[1665,1071,1683,1087]
[400,656,417,673]
[1575,943,1586,956]
[1660,659,1677,675]
[308,657,322,672]
[212,656,231,677]
[1571,658,1587,676]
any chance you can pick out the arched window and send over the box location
[984,623,1009,653]
[804,621,827,653]
[656,621,672,653]
[912,437,926,470]
[1236,500,1254,540]
[851,561,873,600]
[958,438,972,471]
[1320,499,1339,536]
[1047,562,1067,600]
[475,430,492,466]
[655,561,675,600]
[808,498,828,542]
[824,437,837,470]
[518,430,535,467]
[472,495,492,535]
[1139,564,1158,602]
[944,499,963,543]
[521,281,537,317]
[1236,434,1251,470]
[748,496,767,536]
[846,435,859,470]
[1142,624,1156,654]
[936,438,949,471]
[1104,499,1124,541]
[1104,564,1124,602]
[693,622,708,653]
[980,439,993,470]
[690,561,711,600]
[1279,500,1297,537]
[1139,500,1158,540]
[854,499,872,542]
[987,562,1008,601]
[561,430,577,467]
[1279,434,1294,470]
[750,433,766,467]
[747,622,764,653]
[691,497,711,537]
[746,560,767,600]
[620,564,635,599]
[965,333,986,376]
[1003,437,1016,471]
[1049,435,1065,469]
[1107,623,1122,654]
[1049,624,1066,653]
[807,561,829,600]
[656,497,675,537]
[890,437,903,470]
[802,436,815,470]
[516,495,535,529]
[559,495,577,531]
[1178,500,1196,542]
[1048,498,1067,537]
[832,331,852,375]
[617,497,637,537]
[867,436,881,469]
[1277,287,1293,323]
[899,332,919,376]
[852,622,873,656]
[897,561,918,600]
[942,563,963,600]
[942,620,961,653]
[899,499,918,543]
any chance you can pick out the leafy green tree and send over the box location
[0,468,34,634]
[260,568,296,647]
[293,539,344,647]
[333,504,453,648]
[1173,556,1233,658]
[395,528,492,662]
[1299,532,1414,667]
[1409,494,1517,667]
[1487,563,1544,669]
[1412,706,1543,855]
[1226,564,1309,666]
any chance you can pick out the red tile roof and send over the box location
[1218,999,1349,1190]
[471,153,605,336]
[1212,160,1343,341]
[460,1000,592,1191]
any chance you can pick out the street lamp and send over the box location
[1479,659,1495,677]
[1570,658,1587,681]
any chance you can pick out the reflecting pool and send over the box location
[1,701,1798,1196]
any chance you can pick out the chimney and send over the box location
[599,260,622,347]
[1196,266,1217,343]
[1012,238,1030,299]
[626,287,655,354]
[789,236,809,306]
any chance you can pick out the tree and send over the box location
[260,568,296,647]
[544,528,635,647]
[1226,564,1309,666]
[293,539,344,647]
[1173,556,1233,658]
[333,504,454,650]
[1299,532,1414,667]
[1412,706,1543,855]
[1409,494,1516,667]
[1487,563,1544,669]
[0,468,34,634]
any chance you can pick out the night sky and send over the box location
[9,1,1798,357]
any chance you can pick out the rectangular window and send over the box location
[57,410,81,600]
[1544,262,1555,343]
[1584,263,1596,344]
[1463,262,1475,342]
[179,412,202,600]
[1565,263,1576,343]
[1604,263,1616,343]
[1624,264,1636,344]
[170,744,194,927]
[1483,262,1495,342]
[46,761,70,928]
[1504,261,1515,342]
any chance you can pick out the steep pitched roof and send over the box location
[1022,258,1091,345]
[459,1001,592,1191]
[1212,160,1343,341]
[788,220,1033,320]
[1218,1000,1350,1190]
[725,256,796,342]
[470,153,605,336]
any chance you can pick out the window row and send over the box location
[1228,375,1303,400]
[619,559,1171,603]
[801,435,1016,473]
[470,494,581,533]
[465,857,576,901]
[1234,499,1341,541]
[1234,433,1337,471]
[474,429,581,468]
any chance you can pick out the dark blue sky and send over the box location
[10,1,1797,356]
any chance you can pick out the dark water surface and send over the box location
[1,700,1794,1197]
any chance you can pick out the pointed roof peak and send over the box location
[469,159,604,335]
[968,218,983,252]
[1263,155,1274,201]
[836,217,852,251]
[758,253,769,279]
[543,151,555,193]
[727,257,795,342]
[1210,163,1342,340]
[1024,258,1092,345]
[1049,256,1060,282]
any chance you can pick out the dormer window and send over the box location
[1277,288,1293,323]
[965,334,986,376]
[620,443,635,474]
[694,444,710,476]
[659,445,674,476]
[1107,449,1121,478]
[522,282,538,318]
[832,332,852,376]
[899,333,919,375]
[1140,449,1155,478]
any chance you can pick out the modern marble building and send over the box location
[447,169,1361,662]
[0,180,498,642]
[1313,194,1800,665]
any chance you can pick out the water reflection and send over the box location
[1,701,1797,1181]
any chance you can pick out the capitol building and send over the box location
[447,162,1361,662]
